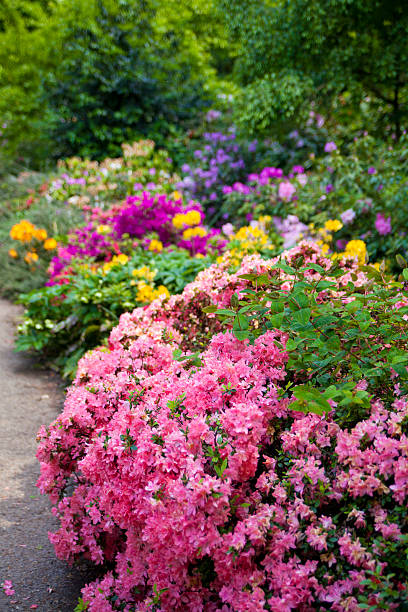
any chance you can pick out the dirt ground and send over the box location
[0,300,98,611]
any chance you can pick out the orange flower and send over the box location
[44,238,57,250]
[8,248,18,258]
[24,251,39,264]
[34,228,48,241]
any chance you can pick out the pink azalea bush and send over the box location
[37,243,408,610]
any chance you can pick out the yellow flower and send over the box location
[115,254,129,265]
[172,210,201,229]
[34,228,48,241]
[182,227,207,239]
[8,248,18,258]
[156,285,170,299]
[344,239,367,264]
[172,213,186,229]
[324,219,343,232]
[44,238,57,250]
[24,251,39,264]
[132,266,156,282]
[195,253,204,259]
[96,224,111,235]
[148,239,163,252]
[172,190,182,201]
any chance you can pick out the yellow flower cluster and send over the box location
[148,239,163,252]
[217,218,275,267]
[233,225,270,249]
[324,219,343,232]
[182,227,207,240]
[96,224,112,235]
[134,281,170,303]
[10,220,47,243]
[341,239,367,264]
[172,210,201,229]
[24,252,39,264]
[44,238,58,250]
[102,254,129,273]
[131,266,156,283]
[9,220,57,263]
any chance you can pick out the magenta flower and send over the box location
[375,213,392,235]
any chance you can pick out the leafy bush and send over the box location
[0,198,84,299]
[16,249,213,378]
[37,242,408,610]
[0,0,232,165]
[220,0,408,138]
[219,134,408,270]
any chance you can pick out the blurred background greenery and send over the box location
[0,0,407,171]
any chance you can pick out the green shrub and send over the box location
[210,244,408,419]
[16,249,213,378]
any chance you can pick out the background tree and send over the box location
[0,0,233,165]
[219,0,408,138]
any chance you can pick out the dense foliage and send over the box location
[0,0,231,164]
[220,0,408,137]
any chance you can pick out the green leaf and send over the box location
[292,308,311,325]
[215,309,236,317]
[233,313,249,331]
[202,305,217,313]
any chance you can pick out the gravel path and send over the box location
[0,300,98,611]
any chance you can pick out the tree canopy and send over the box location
[219,0,408,137]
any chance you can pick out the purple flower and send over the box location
[324,141,337,153]
[368,166,377,175]
[248,140,258,152]
[375,213,392,235]
[325,184,334,193]
[340,208,356,225]
[205,109,221,122]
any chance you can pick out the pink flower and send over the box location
[2,580,15,596]
[375,213,392,235]
[278,181,296,201]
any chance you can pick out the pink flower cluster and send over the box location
[37,243,408,610]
